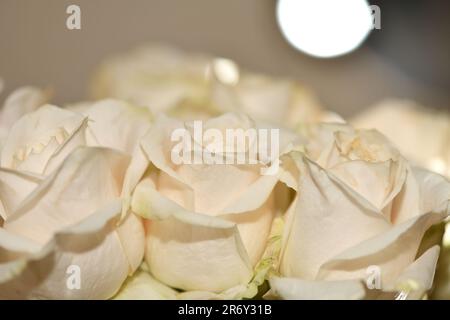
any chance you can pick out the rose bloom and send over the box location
[351,100,450,299]
[90,45,337,127]
[269,123,449,299]
[0,100,151,299]
[118,112,299,299]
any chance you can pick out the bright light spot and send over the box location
[210,58,240,85]
[428,157,447,176]
[276,0,373,58]
[444,223,450,248]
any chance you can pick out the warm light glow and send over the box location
[276,0,373,58]
[210,58,240,85]
[428,157,447,176]
[444,223,450,248]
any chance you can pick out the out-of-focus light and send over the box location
[444,223,450,248]
[276,0,373,58]
[209,58,240,85]
[428,157,448,177]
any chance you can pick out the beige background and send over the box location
[0,0,448,116]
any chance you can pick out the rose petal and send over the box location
[82,99,152,155]
[329,159,407,216]
[279,155,390,280]
[132,177,253,292]
[316,211,445,287]
[1,105,87,175]
[388,245,440,299]
[0,201,130,299]
[115,212,145,274]
[0,168,42,220]
[113,269,178,300]
[4,147,130,244]
[411,167,450,215]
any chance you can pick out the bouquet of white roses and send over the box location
[0,46,448,300]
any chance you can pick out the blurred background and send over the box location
[0,0,448,116]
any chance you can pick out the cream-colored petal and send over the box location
[279,155,390,280]
[0,200,132,299]
[28,118,88,176]
[316,211,445,287]
[387,245,440,299]
[144,218,252,293]
[166,165,277,217]
[220,174,278,215]
[329,160,404,212]
[0,168,42,220]
[223,194,275,266]
[393,166,449,225]
[412,167,450,215]
[0,227,41,262]
[300,123,353,166]
[83,99,152,155]
[1,105,87,175]
[334,129,401,163]
[121,143,152,219]
[0,228,45,285]
[4,147,130,244]
[167,164,260,214]
[176,216,282,300]
[390,168,422,224]
[138,114,186,182]
[113,269,178,300]
[132,177,253,292]
[115,212,145,274]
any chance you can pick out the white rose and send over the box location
[90,45,213,118]
[0,102,151,299]
[120,112,299,298]
[90,45,335,126]
[269,124,449,300]
[351,101,450,299]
